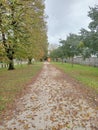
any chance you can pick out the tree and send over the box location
[80,5,98,56]
[0,44,6,62]
[0,0,48,69]
[50,34,81,65]
[19,0,48,64]
[80,5,98,60]
[0,0,26,70]
[88,5,98,31]
[60,34,81,66]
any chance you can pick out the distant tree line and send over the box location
[50,5,98,65]
[0,0,48,70]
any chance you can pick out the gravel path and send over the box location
[0,62,98,130]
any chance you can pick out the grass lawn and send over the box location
[0,62,43,113]
[52,62,98,93]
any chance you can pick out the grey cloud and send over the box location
[45,0,98,44]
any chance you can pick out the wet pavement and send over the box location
[0,62,98,130]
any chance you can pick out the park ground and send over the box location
[0,62,98,130]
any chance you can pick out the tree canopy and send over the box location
[0,0,48,69]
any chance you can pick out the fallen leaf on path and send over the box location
[24,124,30,129]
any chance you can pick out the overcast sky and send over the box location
[45,0,98,45]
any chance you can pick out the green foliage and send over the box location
[0,0,48,69]
[80,28,98,57]
[50,33,81,65]
[50,46,65,60]
[80,5,98,57]
[21,0,48,61]
[88,5,98,31]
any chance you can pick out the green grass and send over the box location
[0,62,43,112]
[52,62,98,93]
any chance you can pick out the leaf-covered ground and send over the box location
[0,63,42,113]
[0,62,98,130]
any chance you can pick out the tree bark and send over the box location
[28,58,32,64]
[8,59,14,70]
[0,20,15,70]
[71,57,74,67]
[6,47,15,70]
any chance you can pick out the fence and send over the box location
[67,56,98,67]
[0,60,28,69]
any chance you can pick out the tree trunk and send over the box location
[6,47,15,70]
[71,57,74,67]
[8,59,15,70]
[0,11,15,70]
[28,58,32,64]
